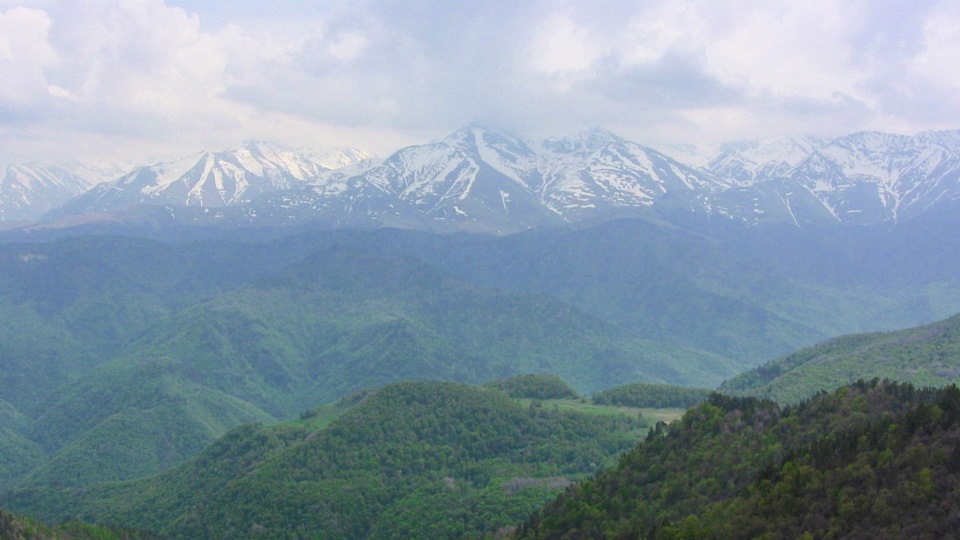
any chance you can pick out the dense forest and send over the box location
[3,218,960,537]
[13,378,960,538]
[2,380,649,538]
[485,374,581,400]
[0,509,159,540]
[0,235,724,493]
[518,380,960,538]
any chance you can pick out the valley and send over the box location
[2,0,958,536]
[2,128,960,538]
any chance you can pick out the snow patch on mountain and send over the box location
[18,126,960,232]
[48,142,372,218]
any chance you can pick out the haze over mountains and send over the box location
[0,162,130,223]
[4,126,960,232]
[4,126,960,537]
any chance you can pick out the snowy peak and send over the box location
[0,163,114,221]
[916,129,960,150]
[782,130,960,223]
[707,137,827,187]
[654,143,717,168]
[756,136,827,161]
[535,128,718,219]
[247,126,555,233]
[365,124,718,224]
[353,125,547,226]
[17,127,960,231]
[49,142,373,218]
[540,127,626,156]
[436,125,538,177]
[237,141,372,179]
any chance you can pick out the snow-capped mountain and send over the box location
[248,126,720,231]
[706,136,827,187]
[654,143,718,169]
[785,130,960,224]
[49,142,372,219]
[535,128,717,220]
[252,126,556,232]
[364,125,548,225]
[692,130,960,227]
[28,126,960,232]
[0,162,130,221]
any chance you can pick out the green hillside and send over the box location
[4,219,960,498]
[0,235,297,412]
[721,313,960,403]
[0,402,43,490]
[0,508,160,540]
[367,220,960,367]
[3,381,649,539]
[1,243,726,492]
[518,380,960,539]
[19,357,276,488]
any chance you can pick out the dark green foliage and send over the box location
[592,382,712,408]
[722,313,960,403]
[4,218,960,496]
[376,220,960,367]
[517,380,960,539]
[0,508,160,540]
[4,381,648,539]
[0,237,720,491]
[485,374,580,400]
[0,401,43,489]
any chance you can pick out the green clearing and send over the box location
[515,398,686,424]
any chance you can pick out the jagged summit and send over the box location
[0,162,128,222]
[10,126,960,232]
[45,142,372,219]
[541,127,625,154]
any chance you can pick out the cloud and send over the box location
[0,0,959,166]
[0,7,59,114]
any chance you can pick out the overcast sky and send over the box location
[1,0,958,166]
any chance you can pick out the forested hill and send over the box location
[517,380,960,539]
[721,313,960,403]
[0,508,160,540]
[2,380,649,539]
[0,235,724,493]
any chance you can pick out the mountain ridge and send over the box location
[7,126,960,233]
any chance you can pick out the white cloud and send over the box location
[0,0,958,166]
[529,12,604,76]
[701,1,861,98]
[0,7,58,108]
[912,4,960,91]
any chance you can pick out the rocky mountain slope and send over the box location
[8,126,960,233]
[46,142,370,219]
[0,162,128,222]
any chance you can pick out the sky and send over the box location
[1,0,959,167]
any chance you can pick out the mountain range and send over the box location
[0,161,129,223]
[47,142,372,221]
[2,217,958,493]
[5,126,960,233]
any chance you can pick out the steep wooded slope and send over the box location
[519,381,960,539]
